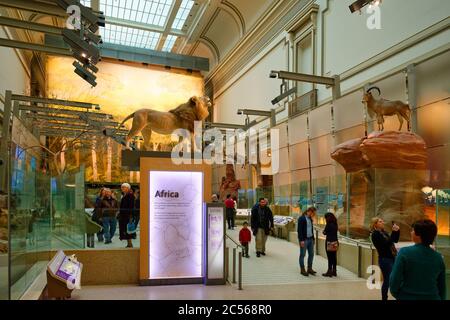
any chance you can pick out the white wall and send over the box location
[213,0,450,126]
[209,0,449,193]
[0,27,30,109]
[322,0,450,76]
[213,37,288,124]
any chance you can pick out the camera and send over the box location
[269,71,278,79]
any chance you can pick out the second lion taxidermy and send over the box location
[106,96,211,151]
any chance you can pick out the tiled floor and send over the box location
[72,281,383,300]
[225,229,359,286]
[72,230,387,300]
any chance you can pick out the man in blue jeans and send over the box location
[298,207,317,276]
[99,188,119,244]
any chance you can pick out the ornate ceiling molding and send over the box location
[220,0,245,37]
[199,35,220,63]
[205,0,314,94]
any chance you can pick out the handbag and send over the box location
[326,241,339,252]
[127,219,137,234]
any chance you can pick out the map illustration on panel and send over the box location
[149,171,203,279]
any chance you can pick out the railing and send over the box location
[225,234,243,290]
[314,226,375,278]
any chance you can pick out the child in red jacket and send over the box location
[239,221,251,258]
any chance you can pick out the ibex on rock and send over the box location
[362,87,411,131]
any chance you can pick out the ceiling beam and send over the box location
[26,113,124,127]
[36,122,129,133]
[0,37,69,56]
[12,93,98,109]
[0,16,62,35]
[39,130,126,137]
[0,0,66,17]
[156,0,182,51]
[18,104,112,119]
[106,16,185,37]
[1,35,209,72]
[44,34,209,71]
[178,0,219,55]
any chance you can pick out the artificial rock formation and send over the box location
[332,131,428,240]
[331,131,427,172]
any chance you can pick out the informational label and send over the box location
[315,187,329,215]
[149,171,203,279]
[55,256,81,284]
[207,206,224,279]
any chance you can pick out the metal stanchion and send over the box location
[357,244,362,278]
[238,251,243,290]
[225,247,229,282]
[315,228,319,255]
[232,247,236,284]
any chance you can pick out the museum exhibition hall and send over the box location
[0,0,448,301]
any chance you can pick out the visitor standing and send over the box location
[390,219,446,300]
[298,207,317,276]
[119,183,135,248]
[211,193,219,203]
[250,198,274,257]
[322,212,339,277]
[93,187,106,242]
[133,189,140,229]
[99,188,119,244]
[224,194,235,230]
[370,217,400,300]
[239,221,251,258]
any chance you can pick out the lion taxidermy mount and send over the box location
[107,96,211,151]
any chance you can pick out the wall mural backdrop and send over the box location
[46,57,204,183]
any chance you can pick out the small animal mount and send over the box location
[362,87,411,131]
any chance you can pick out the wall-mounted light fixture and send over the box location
[349,0,382,13]
[57,0,105,87]
[270,70,341,100]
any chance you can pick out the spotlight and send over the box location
[237,109,244,115]
[271,87,297,105]
[349,0,382,13]
[269,71,279,79]
[73,61,97,87]
[57,0,103,87]
[62,29,100,64]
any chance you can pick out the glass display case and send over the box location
[435,189,450,299]
[7,145,86,299]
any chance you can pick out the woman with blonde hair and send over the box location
[370,217,400,300]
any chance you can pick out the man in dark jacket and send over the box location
[298,206,317,276]
[251,198,274,257]
[119,183,135,248]
[99,188,119,244]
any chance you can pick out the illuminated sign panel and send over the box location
[149,171,203,279]
[207,206,224,280]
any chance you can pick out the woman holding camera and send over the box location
[370,217,400,300]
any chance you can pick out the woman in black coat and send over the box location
[322,212,339,277]
[119,183,135,248]
[370,217,400,300]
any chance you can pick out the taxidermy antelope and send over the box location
[362,87,411,131]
